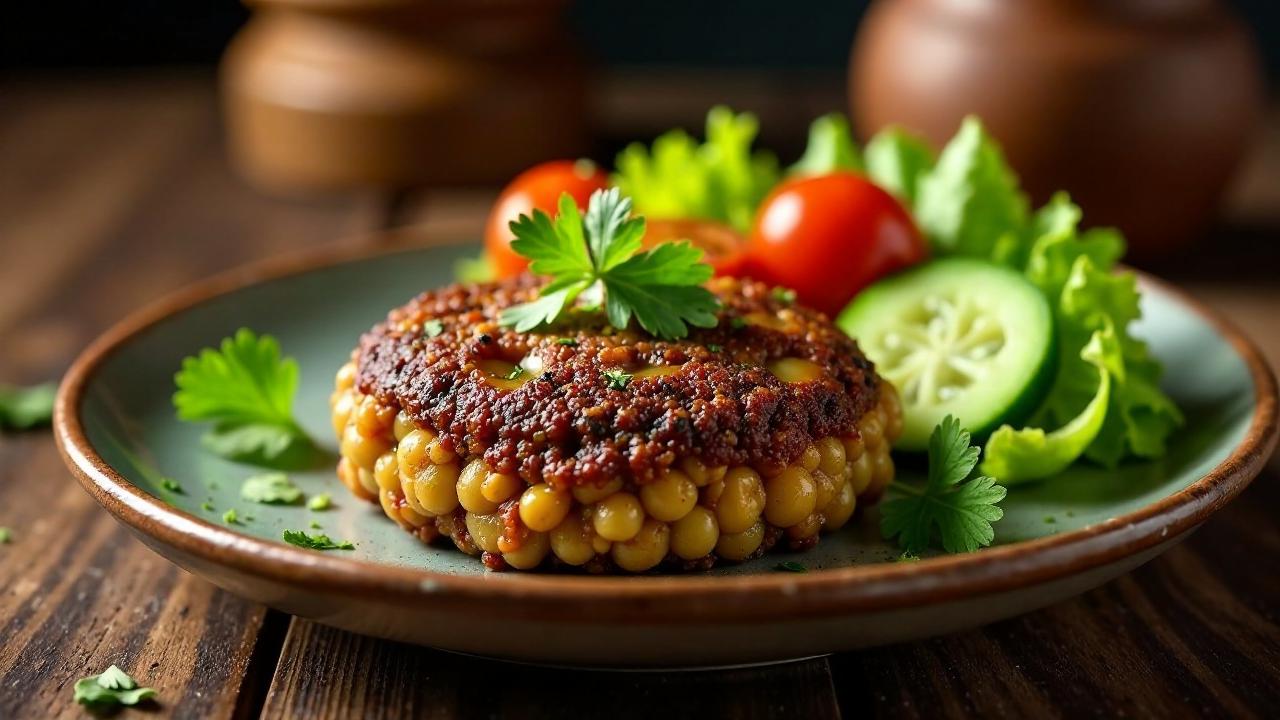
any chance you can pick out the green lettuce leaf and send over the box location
[981,327,1119,483]
[864,126,935,205]
[613,106,779,232]
[915,116,1028,258]
[790,113,862,176]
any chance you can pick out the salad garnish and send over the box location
[240,472,303,505]
[173,329,316,468]
[613,106,778,233]
[498,188,720,340]
[880,415,1006,554]
[0,381,57,431]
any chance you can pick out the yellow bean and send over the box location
[786,512,823,541]
[670,506,718,560]
[519,484,572,532]
[335,362,357,391]
[640,470,697,522]
[798,444,821,472]
[611,519,670,572]
[503,531,549,570]
[817,437,846,476]
[764,466,817,527]
[680,457,727,487]
[811,469,839,512]
[330,392,356,437]
[355,395,394,438]
[414,462,460,516]
[465,512,504,554]
[393,411,416,441]
[715,520,764,561]
[396,428,433,477]
[373,452,400,491]
[592,492,644,542]
[457,459,498,514]
[715,467,766,534]
[342,423,390,471]
[870,450,895,494]
[823,481,857,531]
[481,472,522,504]
[842,435,865,463]
[848,452,873,495]
[549,512,596,566]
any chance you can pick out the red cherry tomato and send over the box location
[642,218,748,277]
[484,160,609,278]
[745,172,927,316]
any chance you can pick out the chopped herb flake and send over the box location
[160,478,183,493]
[241,472,303,505]
[307,493,332,511]
[775,561,807,573]
[283,530,354,551]
[706,344,723,353]
[603,368,633,390]
[309,520,322,530]
[503,366,526,381]
[423,320,445,338]
[730,317,747,330]
[201,501,215,512]
[771,287,797,305]
[222,509,239,524]
[555,337,578,346]
[0,527,10,544]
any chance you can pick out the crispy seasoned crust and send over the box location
[354,275,882,489]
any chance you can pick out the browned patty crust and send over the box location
[354,275,882,489]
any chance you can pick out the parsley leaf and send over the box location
[160,478,183,493]
[283,530,355,551]
[223,509,240,524]
[241,472,303,505]
[775,560,808,573]
[880,416,1006,554]
[499,188,720,340]
[555,337,578,346]
[307,493,332,511]
[423,320,445,338]
[0,527,11,544]
[174,329,316,468]
[603,369,632,390]
[74,665,157,709]
[0,381,57,431]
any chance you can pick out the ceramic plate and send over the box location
[55,242,1277,667]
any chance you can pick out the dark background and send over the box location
[2,0,1277,83]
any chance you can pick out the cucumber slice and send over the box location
[837,258,1053,451]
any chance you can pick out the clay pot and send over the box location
[850,0,1264,259]
[222,0,587,193]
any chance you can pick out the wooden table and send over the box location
[2,72,1278,719]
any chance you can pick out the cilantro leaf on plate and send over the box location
[880,416,1007,554]
[0,381,57,431]
[173,329,316,468]
[73,665,157,709]
[241,472,303,505]
[499,188,720,340]
[283,530,355,551]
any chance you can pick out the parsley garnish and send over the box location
[0,527,10,544]
[775,561,807,573]
[241,472,303,505]
[730,317,747,330]
[74,665,156,710]
[283,530,355,551]
[498,188,720,340]
[160,478,183,493]
[503,366,526,381]
[0,381,56,431]
[706,344,723,353]
[603,368,632,390]
[222,509,240,525]
[423,320,445,338]
[173,329,315,468]
[771,287,797,305]
[308,493,332,511]
[880,416,1006,554]
[555,337,578,346]
[309,520,323,529]
[201,501,215,512]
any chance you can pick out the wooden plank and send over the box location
[261,620,840,720]
[0,71,384,719]
[829,465,1280,718]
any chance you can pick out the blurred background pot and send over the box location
[850,0,1265,260]
[222,0,587,193]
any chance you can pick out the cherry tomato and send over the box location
[484,160,609,278]
[642,218,748,277]
[744,172,927,316]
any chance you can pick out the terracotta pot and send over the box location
[850,0,1264,260]
[221,0,588,193]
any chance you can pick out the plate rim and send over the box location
[53,238,1279,624]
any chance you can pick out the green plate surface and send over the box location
[78,245,1258,574]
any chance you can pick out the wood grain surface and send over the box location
[1,71,1277,719]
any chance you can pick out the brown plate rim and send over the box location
[54,237,1279,625]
